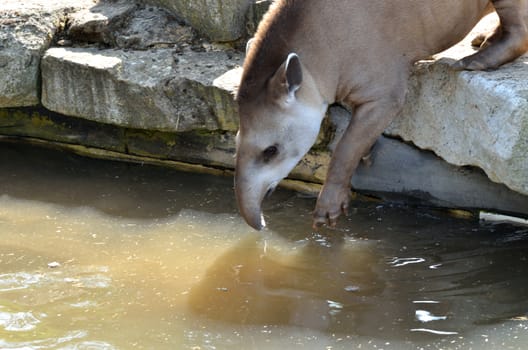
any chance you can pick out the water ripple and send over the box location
[0,272,43,292]
[410,328,458,335]
[60,340,118,350]
[0,330,87,349]
[415,310,447,323]
[388,257,426,267]
[0,310,43,331]
[0,267,111,293]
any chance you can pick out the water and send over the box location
[0,140,527,349]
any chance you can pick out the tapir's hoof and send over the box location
[312,185,351,229]
[451,56,494,71]
[312,209,345,229]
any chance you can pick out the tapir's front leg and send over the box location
[313,93,406,228]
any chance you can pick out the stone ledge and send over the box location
[387,14,528,196]
[41,46,242,132]
[353,135,528,216]
[387,58,528,196]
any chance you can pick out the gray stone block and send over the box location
[0,0,94,107]
[353,136,528,216]
[141,0,252,42]
[387,14,528,196]
[67,1,196,50]
[41,46,242,132]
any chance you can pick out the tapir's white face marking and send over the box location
[235,100,326,230]
[236,98,326,190]
[235,53,327,229]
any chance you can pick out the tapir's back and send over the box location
[287,0,491,60]
[241,0,491,103]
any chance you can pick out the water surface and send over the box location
[0,141,527,349]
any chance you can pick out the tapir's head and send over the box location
[235,52,327,230]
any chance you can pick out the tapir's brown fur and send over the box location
[235,0,528,230]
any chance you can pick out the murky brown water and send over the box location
[0,140,527,349]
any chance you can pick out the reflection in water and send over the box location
[189,234,385,334]
[0,140,527,349]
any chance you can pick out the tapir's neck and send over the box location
[238,1,339,105]
[297,63,329,118]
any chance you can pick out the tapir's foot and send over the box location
[453,1,528,71]
[312,183,351,228]
[453,30,528,70]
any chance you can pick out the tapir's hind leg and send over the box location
[453,0,528,70]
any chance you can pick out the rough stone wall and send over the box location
[0,0,527,216]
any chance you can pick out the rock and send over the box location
[47,261,61,268]
[387,14,528,196]
[387,59,528,197]
[67,0,138,46]
[114,5,196,50]
[353,135,528,216]
[67,1,196,50]
[0,0,95,107]
[246,0,272,36]
[41,46,242,132]
[141,0,252,42]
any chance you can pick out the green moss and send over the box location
[125,127,236,168]
[0,107,125,152]
[0,106,239,170]
[0,106,331,183]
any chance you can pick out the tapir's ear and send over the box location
[284,53,303,95]
[269,53,303,104]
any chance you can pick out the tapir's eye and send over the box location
[262,145,279,162]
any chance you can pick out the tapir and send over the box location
[235,0,528,230]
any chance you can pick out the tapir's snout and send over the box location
[234,172,268,230]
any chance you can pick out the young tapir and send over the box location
[234,0,528,230]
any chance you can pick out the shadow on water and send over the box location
[1,140,528,348]
[0,140,238,219]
